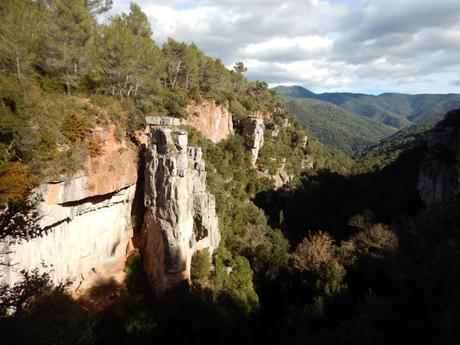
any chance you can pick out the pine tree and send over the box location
[38,0,95,93]
[0,0,40,80]
[95,3,161,98]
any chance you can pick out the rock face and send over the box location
[242,117,265,167]
[418,114,460,205]
[266,122,280,137]
[251,110,272,121]
[186,100,234,143]
[140,119,220,295]
[0,126,138,291]
[258,163,294,189]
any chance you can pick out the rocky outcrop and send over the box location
[185,100,234,143]
[0,126,138,291]
[140,119,220,295]
[251,110,272,121]
[242,117,265,167]
[266,122,280,137]
[301,135,308,148]
[302,156,315,170]
[258,162,294,189]
[418,113,460,205]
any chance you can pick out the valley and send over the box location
[1,1,460,345]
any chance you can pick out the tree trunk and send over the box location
[15,47,21,81]
[134,80,139,97]
[171,59,182,91]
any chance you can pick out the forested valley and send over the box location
[1,2,460,345]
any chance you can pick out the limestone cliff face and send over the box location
[185,100,234,143]
[418,115,460,205]
[258,162,294,189]
[140,119,220,295]
[0,126,137,291]
[242,117,265,167]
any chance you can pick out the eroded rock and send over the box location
[0,126,138,291]
[242,117,265,167]
[185,100,234,143]
[140,122,220,294]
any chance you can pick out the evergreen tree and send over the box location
[0,0,40,80]
[94,3,161,98]
[38,0,95,93]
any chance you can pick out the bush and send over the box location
[164,92,187,118]
[61,113,88,142]
[291,231,336,273]
[191,250,212,286]
[0,162,35,204]
[88,138,103,157]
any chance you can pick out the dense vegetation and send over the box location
[275,85,460,156]
[275,85,460,129]
[0,0,283,205]
[281,96,396,154]
[2,1,460,345]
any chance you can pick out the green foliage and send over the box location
[0,269,95,345]
[353,120,434,173]
[281,96,396,155]
[275,85,460,130]
[191,250,212,286]
[215,255,259,314]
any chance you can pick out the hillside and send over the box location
[275,85,460,129]
[281,96,396,154]
[3,2,460,345]
[0,2,353,344]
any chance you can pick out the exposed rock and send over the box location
[242,117,265,167]
[266,122,280,137]
[185,100,234,143]
[0,126,138,291]
[257,159,294,189]
[302,156,315,170]
[282,118,291,128]
[418,115,460,205]
[146,116,181,127]
[251,110,272,121]
[140,121,220,295]
[301,136,308,148]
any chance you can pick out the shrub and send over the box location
[351,223,399,257]
[291,231,335,273]
[0,162,35,204]
[61,113,88,142]
[191,249,212,286]
[88,138,103,157]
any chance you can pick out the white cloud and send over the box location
[109,0,460,94]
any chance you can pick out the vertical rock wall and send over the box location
[0,127,138,291]
[185,100,234,143]
[418,114,460,205]
[242,117,265,167]
[140,119,220,294]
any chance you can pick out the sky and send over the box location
[107,0,460,94]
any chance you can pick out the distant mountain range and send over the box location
[274,85,460,154]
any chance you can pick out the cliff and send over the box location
[140,118,220,294]
[418,110,460,205]
[242,117,265,167]
[185,100,234,143]
[0,126,138,291]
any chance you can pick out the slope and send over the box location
[274,85,460,129]
[281,96,397,154]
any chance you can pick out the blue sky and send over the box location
[108,0,460,95]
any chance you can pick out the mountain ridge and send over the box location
[274,85,460,154]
